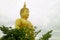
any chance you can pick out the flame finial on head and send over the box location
[20,1,29,14]
[23,2,26,8]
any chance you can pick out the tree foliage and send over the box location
[39,30,52,40]
[0,25,52,40]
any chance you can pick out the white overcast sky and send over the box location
[0,0,60,40]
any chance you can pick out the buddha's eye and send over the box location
[25,11,27,12]
[26,11,28,12]
[24,10,28,13]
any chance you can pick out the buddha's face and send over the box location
[21,9,29,19]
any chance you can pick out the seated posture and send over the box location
[15,2,33,29]
[15,2,35,40]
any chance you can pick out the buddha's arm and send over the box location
[28,21,34,30]
[15,19,21,29]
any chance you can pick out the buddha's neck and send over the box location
[21,17,28,20]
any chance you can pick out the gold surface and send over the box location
[15,2,33,29]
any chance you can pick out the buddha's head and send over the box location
[20,2,29,20]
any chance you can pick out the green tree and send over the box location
[39,30,52,40]
[0,25,52,40]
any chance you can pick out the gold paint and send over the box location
[15,2,33,29]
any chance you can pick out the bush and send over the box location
[0,25,52,40]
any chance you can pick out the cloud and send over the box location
[0,0,60,40]
[0,16,14,26]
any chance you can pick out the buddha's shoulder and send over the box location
[16,18,21,21]
[27,21,31,23]
[16,18,25,21]
[27,21,32,25]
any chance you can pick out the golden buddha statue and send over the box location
[15,2,35,40]
[15,2,33,29]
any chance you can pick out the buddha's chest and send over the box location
[20,19,30,26]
